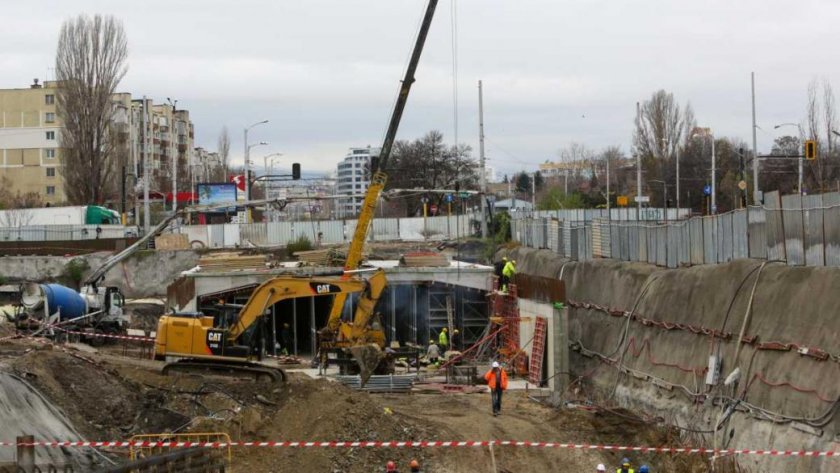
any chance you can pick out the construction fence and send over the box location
[176,214,476,249]
[511,191,840,268]
[0,225,136,242]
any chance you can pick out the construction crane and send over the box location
[318,0,439,367]
[155,269,388,382]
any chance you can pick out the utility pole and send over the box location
[711,133,717,214]
[478,80,488,238]
[531,172,536,209]
[675,145,680,211]
[130,102,139,226]
[143,96,150,234]
[606,152,611,218]
[751,72,759,204]
[636,102,642,219]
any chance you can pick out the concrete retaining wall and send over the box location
[0,250,200,298]
[502,247,840,473]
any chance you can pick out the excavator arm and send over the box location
[227,272,384,343]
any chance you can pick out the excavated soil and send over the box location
[0,338,715,472]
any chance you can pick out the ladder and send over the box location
[528,316,547,385]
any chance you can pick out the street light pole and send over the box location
[244,120,268,222]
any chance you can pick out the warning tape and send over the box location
[47,325,155,343]
[0,440,835,456]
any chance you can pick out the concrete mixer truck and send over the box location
[7,283,128,341]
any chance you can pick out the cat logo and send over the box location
[311,282,339,294]
[207,332,223,343]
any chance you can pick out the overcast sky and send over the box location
[2,0,839,179]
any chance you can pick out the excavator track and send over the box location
[162,359,286,383]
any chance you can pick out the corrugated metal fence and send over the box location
[512,191,840,268]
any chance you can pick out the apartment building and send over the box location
[0,79,63,203]
[336,147,379,217]
[0,79,194,206]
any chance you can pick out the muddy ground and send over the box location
[0,335,720,472]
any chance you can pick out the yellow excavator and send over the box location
[154,270,387,382]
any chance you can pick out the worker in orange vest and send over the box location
[484,361,509,416]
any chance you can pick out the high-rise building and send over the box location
[336,147,379,217]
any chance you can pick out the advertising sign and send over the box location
[197,183,238,213]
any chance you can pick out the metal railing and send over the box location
[512,190,840,268]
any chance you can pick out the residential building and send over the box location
[193,147,222,183]
[0,79,63,203]
[539,160,593,180]
[0,78,194,206]
[336,147,379,217]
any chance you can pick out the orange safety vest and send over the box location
[484,367,509,390]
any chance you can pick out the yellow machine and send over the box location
[154,270,387,381]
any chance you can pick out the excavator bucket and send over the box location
[350,343,384,386]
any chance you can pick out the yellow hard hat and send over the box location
[442,327,448,332]
[502,256,508,261]
[453,329,459,334]
[429,340,434,344]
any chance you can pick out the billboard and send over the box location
[196,183,238,212]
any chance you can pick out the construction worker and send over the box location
[494,256,507,289]
[385,460,398,472]
[426,339,440,365]
[450,328,460,351]
[502,259,516,292]
[596,465,606,472]
[638,466,649,473]
[438,327,449,352]
[484,360,508,416]
[617,458,634,473]
[280,323,292,355]
[409,459,421,472]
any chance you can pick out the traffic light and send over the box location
[292,163,301,180]
[805,140,817,160]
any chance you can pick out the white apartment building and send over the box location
[336,147,379,217]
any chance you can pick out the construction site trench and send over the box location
[0,244,834,471]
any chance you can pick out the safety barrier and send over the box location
[0,440,834,457]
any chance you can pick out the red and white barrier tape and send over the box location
[0,440,835,456]
[47,325,154,343]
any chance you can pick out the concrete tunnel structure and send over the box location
[166,260,494,355]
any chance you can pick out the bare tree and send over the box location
[55,14,128,204]
[218,126,231,181]
[0,177,44,227]
[823,80,837,157]
[634,90,695,161]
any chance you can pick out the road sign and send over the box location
[445,194,453,203]
[738,180,747,191]
[703,184,712,196]
[430,204,438,215]
[634,195,650,203]
[459,192,470,199]
[616,195,629,207]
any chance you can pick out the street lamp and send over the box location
[774,122,804,194]
[691,130,716,214]
[661,138,681,211]
[244,120,269,221]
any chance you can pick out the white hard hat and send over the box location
[596,465,606,472]
[492,361,500,368]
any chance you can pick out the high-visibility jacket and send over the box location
[616,469,635,473]
[502,261,516,278]
[438,331,448,347]
[484,367,508,390]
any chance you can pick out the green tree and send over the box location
[533,171,544,190]
[515,172,531,193]
[537,188,587,210]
